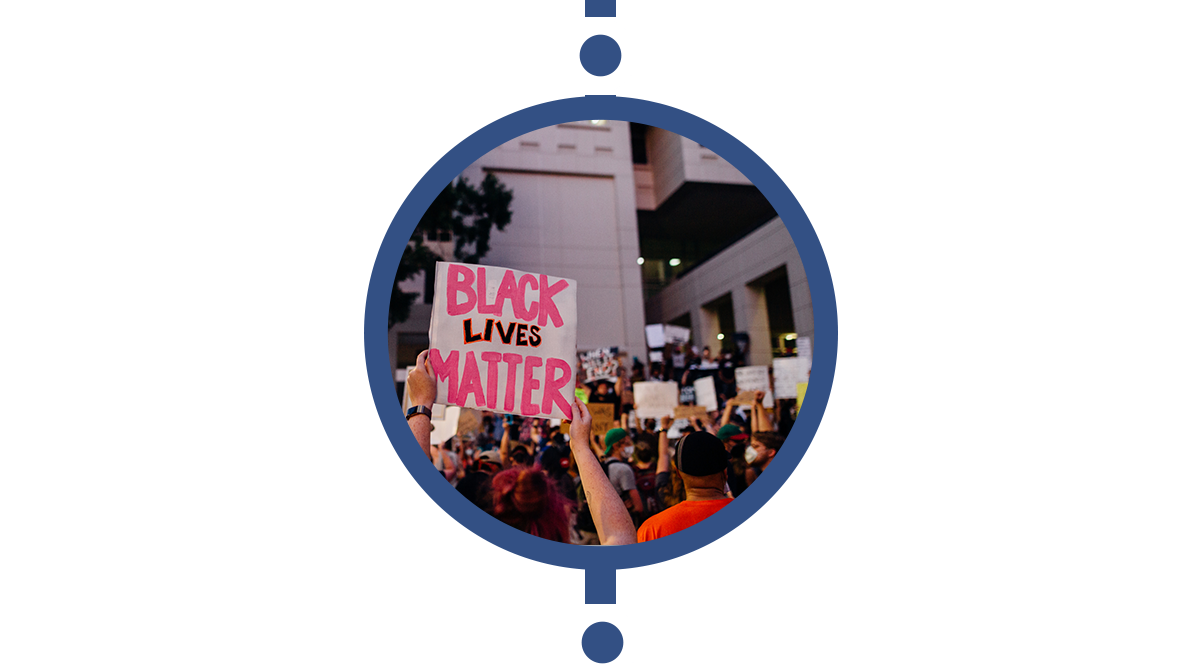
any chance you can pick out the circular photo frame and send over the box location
[365,95,838,586]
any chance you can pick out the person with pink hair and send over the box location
[488,464,572,543]
[405,350,637,546]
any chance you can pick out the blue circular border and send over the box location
[365,95,838,571]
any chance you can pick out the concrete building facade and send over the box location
[388,120,812,379]
[642,217,813,367]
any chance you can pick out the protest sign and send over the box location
[674,405,709,420]
[794,336,812,360]
[429,405,461,446]
[665,417,690,440]
[428,262,577,419]
[796,382,809,409]
[587,402,616,437]
[632,381,679,419]
[644,324,666,349]
[457,408,482,440]
[579,346,620,383]
[679,385,696,405]
[664,324,691,345]
[693,376,719,411]
[772,356,811,399]
[729,391,757,406]
[648,350,663,364]
[734,365,775,408]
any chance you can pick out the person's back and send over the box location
[636,431,732,542]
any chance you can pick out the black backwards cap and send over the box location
[673,431,729,476]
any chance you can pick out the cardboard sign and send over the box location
[729,390,757,406]
[579,346,620,383]
[693,376,719,411]
[457,408,482,440]
[772,356,811,399]
[587,402,616,437]
[674,405,709,420]
[735,365,775,408]
[428,262,577,419]
[632,381,679,419]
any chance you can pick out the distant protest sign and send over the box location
[644,324,666,349]
[428,262,578,420]
[735,366,775,408]
[772,356,811,399]
[429,405,461,446]
[633,381,679,419]
[457,408,482,441]
[693,376,719,411]
[587,402,616,437]
[679,385,696,405]
[794,336,812,360]
[644,324,691,348]
[674,405,709,420]
[579,346,620,383]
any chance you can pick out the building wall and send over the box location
[644,217,813,366]
[644,126,753,207]
[391,121,647,370]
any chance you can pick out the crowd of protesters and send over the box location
[403,345,799,546]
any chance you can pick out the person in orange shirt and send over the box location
[636,431,732,542]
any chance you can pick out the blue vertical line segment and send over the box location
[585,0,616,18]
[585,566,617,604]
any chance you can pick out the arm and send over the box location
[499,419,512,468]
[753,391,772,433]
[627,485,644,514]
[655,416,672,475]
[405,350,436,461]
[720,400,736,427]
[569,396,636,546]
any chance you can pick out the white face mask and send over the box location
[744,446,758,464]
[623,445,635,457]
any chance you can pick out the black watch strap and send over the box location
[406,405,433,420]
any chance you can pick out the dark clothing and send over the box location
[456,471,493,511]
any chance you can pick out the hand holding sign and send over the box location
[428,262,578,419]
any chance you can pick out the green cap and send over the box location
[603,427,628,455]
[717,424,749,442]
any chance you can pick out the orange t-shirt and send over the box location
[637,498,733,542]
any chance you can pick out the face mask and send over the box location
[744,446,758,464]
[623,445,635,457]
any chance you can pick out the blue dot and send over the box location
[581,621,623,663]
[579,35,621,76]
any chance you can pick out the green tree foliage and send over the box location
[389,174,514,326]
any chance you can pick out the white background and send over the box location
[2,1,1198,663]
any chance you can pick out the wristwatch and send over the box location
[406,405,433,421]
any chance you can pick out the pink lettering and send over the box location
[459,351,486,407]
[501,353,523,413]
[538,274,569,328]
[521,356,543,416]
[446,265,475,316]
[517,274,539,321]
[493,270,522,321]
[428,349,459,404]
[476,267,502,315]
[541,358,573,417]
[480,351,501,410]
